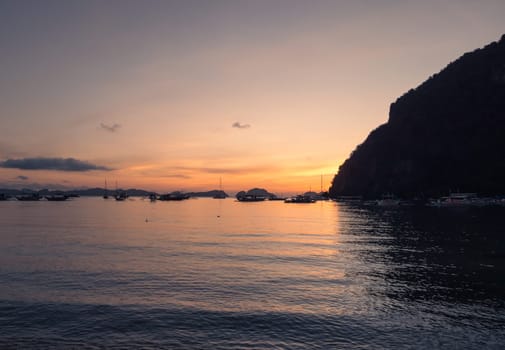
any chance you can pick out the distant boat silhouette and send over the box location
[103,179,109,199]
[269,193,287,201]
[284,195,315,203]
[0,193,10,201]
[213,177,226,199]
[114,181,128,201]
[45,194,69,201]
[114,192,128,201]
[376,194,400,206]
[16,193,41,201]
[159,192,190,201]
[236,194,266,202]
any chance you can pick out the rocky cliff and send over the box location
[330,34,505,198]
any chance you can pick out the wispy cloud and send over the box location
[232,122,251,129]
[161,174,192,179]
[16,175,29,180]
[173,165,278,175]
[0,157,112,172]
[100,122,121,133]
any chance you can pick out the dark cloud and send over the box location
[232,122,251,129]
[16,175,29,180]
[0,157,111,172]
[100,122,121,132]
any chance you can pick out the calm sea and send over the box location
[0,197,504,349]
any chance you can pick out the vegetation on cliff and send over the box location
[330,34,505,198]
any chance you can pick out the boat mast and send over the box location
[103,178,109,199]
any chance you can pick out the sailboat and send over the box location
[114,180,128,201]
[213,177,226,199]
[318,174,329,200]
[103,179,109,199]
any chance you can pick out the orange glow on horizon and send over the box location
[2,2,502,194]
[0,158,342,195]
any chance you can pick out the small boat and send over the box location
[334,195,363,203]
[302,191,326,201]
[377,194,400,206]
[45,195,69,201]
[159,192,190,201]
[213,177,227,199]
[428,193,477,207]
[149,193,157,201]
[236,195,266,202]
[284,195,316,203]
[103,179,109,199]
[268,196,287,201]
[114,180,128,201]
[0,194,10,201]
[16,193,41,201]
[115,191,128,201]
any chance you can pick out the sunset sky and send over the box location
[1,0,504,194]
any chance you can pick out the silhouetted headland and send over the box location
[330,34,505,199]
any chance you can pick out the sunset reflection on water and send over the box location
[1,198,503,348]
[0,198,343,314]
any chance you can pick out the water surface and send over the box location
[0,198,504,348]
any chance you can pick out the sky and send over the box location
[1,0,504,194]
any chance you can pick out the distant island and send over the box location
[0,188,229,198]
[330,34,505,199]
[187,190,229,198]
[236,188,278,201]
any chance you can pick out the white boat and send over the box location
[377,194,400,206]
[284,195,316,203]
[115,192,128,201]
[114,181,128,201]
[429,193,477,207]
[237,195,266,202]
